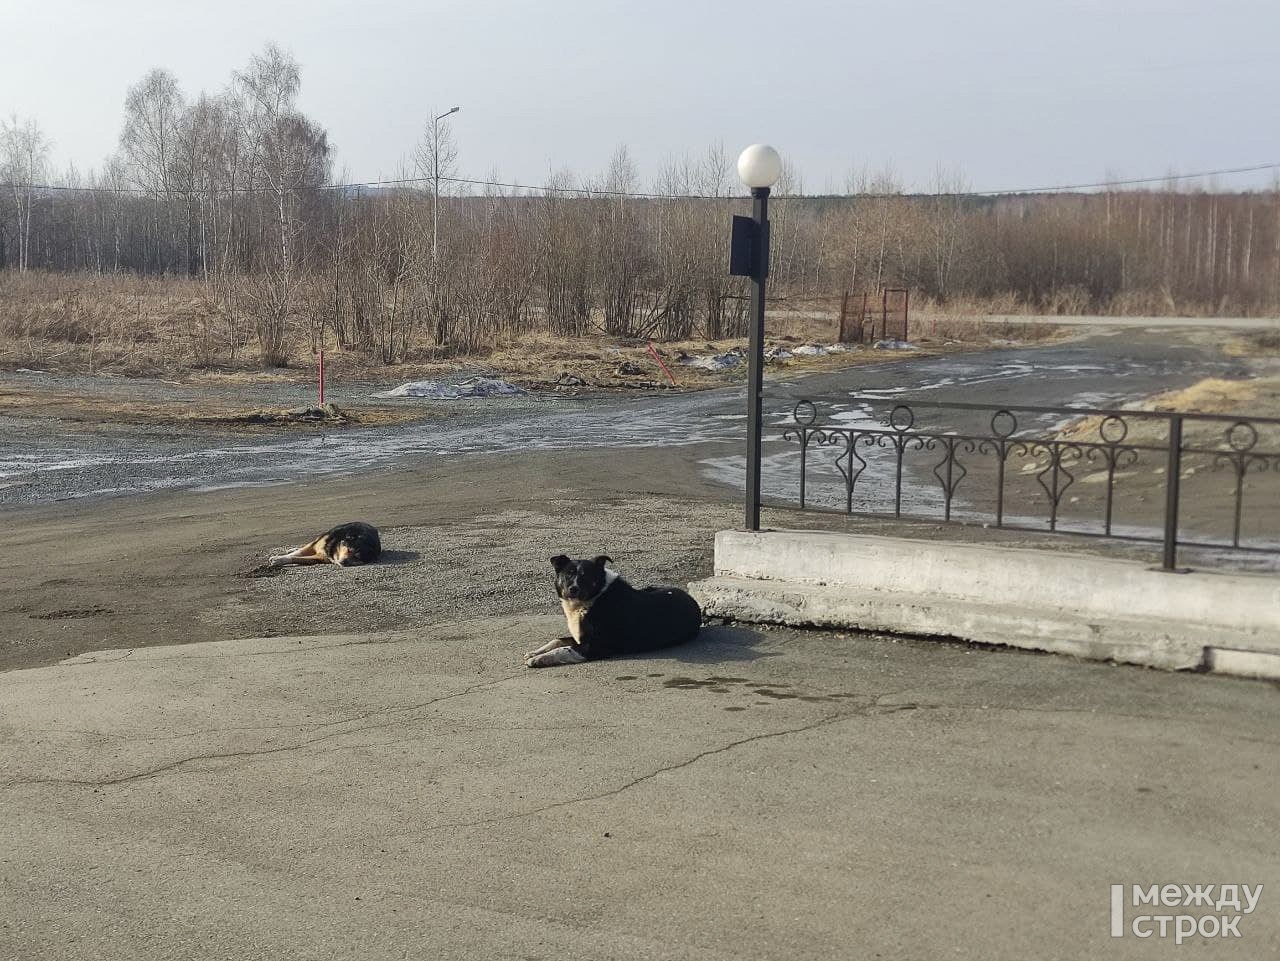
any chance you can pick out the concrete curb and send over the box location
[689,530,1280,678]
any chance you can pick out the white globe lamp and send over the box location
[737,144,782,191]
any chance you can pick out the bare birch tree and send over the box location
[1,115,51,272]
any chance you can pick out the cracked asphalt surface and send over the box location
[3,616,1277,961]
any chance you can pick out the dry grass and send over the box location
[1145,377,1280,415]
[1058,376,1280,449]
[1224,329,1280,358]
[772,294,1065,347]
[0,272,247,376]
[919,315,1065,345]
[909,288,1279,319]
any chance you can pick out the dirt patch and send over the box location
[0,388,430,433]
[189,402,404,431]
[183,369,307,387]
[480,332,993,394]
[27,605,115,620]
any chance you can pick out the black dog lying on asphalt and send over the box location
[525,554,703,667]
[269,521,382,568]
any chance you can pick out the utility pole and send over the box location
[431,106,460,265]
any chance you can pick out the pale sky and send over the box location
[2,0,1276,193]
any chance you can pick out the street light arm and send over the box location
[430,107,460,264]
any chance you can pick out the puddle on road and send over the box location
[662,675,837,703]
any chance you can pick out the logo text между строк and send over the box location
[1111,884,1264,944]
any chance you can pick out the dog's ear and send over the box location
[593,555,613,569]
[550,554,571,572]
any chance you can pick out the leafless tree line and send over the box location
[3,44,1279,367]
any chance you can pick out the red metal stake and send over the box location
[646,342,677,387]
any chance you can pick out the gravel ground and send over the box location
[215,493,738,642]
[0,446,734,671]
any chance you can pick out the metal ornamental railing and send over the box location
[776,396,1280,570]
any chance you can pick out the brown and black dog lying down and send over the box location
[269,522,382,568]
[525,554,703,667]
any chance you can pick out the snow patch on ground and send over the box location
[790,343,858,356]
[677,343,857,368]
[677,350,744,371]
[372,377,526,400]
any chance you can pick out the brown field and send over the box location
[0,274,1070,434]
[0,273,1065,398]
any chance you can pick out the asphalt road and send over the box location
[947,313,1280,330]
[3,617,1277,961]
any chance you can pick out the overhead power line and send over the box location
[1,161,1277,201]
[968,162,1280,196]
[330,173,726,199]
[0,173,742,200]
[318,162,1280,199]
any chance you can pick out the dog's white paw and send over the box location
[526,647,587,668]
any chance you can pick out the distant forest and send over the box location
[3,43,1278,364]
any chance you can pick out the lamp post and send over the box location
[431,106,460,264]
[736,144,782,532]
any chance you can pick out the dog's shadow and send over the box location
[637,622,779,666]
[241,549,421,579]
[377,549,421,565]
